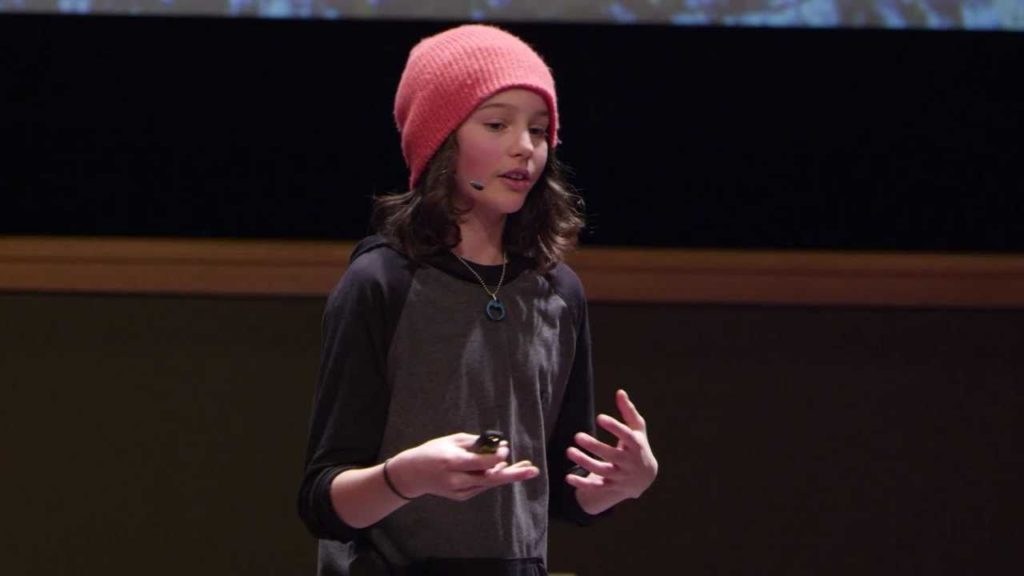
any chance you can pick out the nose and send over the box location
[509,127,535,158]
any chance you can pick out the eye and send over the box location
[484,121,507,131]
[529,126,549,138]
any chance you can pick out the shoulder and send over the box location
[543,261,587,321]
[345,235,411,281]
[327,235,416,312]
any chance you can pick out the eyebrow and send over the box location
[475,102,550,118]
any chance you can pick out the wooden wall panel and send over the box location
[3,237,1024,307]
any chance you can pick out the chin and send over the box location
[500,199,529,215]
[476,193,529,217]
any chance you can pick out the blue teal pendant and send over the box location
[486,298,507,322]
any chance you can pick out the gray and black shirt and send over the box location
[298,236,601,575]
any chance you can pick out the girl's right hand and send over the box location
[387,433,540,501]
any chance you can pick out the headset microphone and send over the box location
[469,180,485,191]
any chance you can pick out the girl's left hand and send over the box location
[566,389,658,507]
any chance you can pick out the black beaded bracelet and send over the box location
[382,458,414,501]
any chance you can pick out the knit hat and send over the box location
[394,24,559,189]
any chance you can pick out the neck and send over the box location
[453,214,506,265]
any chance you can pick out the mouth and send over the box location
[499,169,531,182]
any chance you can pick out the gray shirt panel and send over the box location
[377,265,577,562]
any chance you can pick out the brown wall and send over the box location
[2,294,1022,574]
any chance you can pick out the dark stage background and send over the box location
[3,11,1024,576]
[2,293,1023,575]
[1,14,1022,250]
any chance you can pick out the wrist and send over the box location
[575,483,628,515]
[383,451,423,500]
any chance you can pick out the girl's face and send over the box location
[453,88,550,220]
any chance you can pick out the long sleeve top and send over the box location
[297,236,600,575]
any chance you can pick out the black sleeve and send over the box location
[545,265,611,525]
[296,240,412,541]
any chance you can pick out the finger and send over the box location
[486,461,510,474]
[449,446,510,472]
[505,459,535,469]
[451,485,489,501]
[459,439,510,454]
[468,460,511,479]
[448,471,485,492]
[491,445,510,461]
[565,472,607,490]
[485,460,539,485]
[451,464,524,491]
[567,446,618,477]
[451,433,481,447]
[597,414,641,450]
[498,459,540,476]
[455,435,510,450]
[616,389,647,432]
[574,432,624,465]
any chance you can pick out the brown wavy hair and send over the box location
[373,134,585,271]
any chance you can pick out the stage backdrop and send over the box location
[2,14,1022,251]
[1,0,1022,29]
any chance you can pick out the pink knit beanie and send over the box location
[394,24,559,189]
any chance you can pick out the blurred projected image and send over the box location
[1,0,1021,30]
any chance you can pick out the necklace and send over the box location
[452,251,507,322]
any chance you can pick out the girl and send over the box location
[298,24,657,576]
